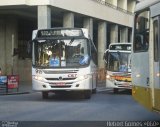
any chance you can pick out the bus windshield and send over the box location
[32,38,90,68]
[107,52,131,72]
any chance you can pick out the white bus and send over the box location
[31,28,97,99]
[132,0,160,112]
[104,43,132,93]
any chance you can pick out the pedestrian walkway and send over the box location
[0,81,32,95]
[18,81,33,93]
[96,81,113,92]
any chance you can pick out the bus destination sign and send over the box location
[37,29,83,38]
[110,44,131,51]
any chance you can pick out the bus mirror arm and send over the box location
[103,53,105,60]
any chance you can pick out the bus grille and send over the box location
[50,85,71,88]
[43,70,78,74]
[46,78,76,81]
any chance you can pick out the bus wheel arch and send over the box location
[92,88,97,94]
[113,88,119,93]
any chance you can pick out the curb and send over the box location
[0,91,31,96]
[97,88,113,92]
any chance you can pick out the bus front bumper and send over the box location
[106,79,132,89]
[32,78,92,92]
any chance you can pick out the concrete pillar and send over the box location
[63,12,74,28]
[98,21,107,68]
[0,19,6,74]
[128,0,136,13]
[124,0,127,11]
[83,17,93,40]
[5,18,18,75]
[129,29,132,43]
[110,24,118,43]
[120,27,128,42]
[38,5,51,29]
[118,0,127,10]
[106,0,117,6]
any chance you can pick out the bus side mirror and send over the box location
[103,53,106,60]
[103,49,108,63]
[81,47,84,54]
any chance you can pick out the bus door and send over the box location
[132,10,151,109]
[153,16,160,111]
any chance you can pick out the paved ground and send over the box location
[0,89,160,121]
[0,81,32,95]
[0,81,107,95]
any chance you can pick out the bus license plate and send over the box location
[123,82,129,86]
[55,82,65,86]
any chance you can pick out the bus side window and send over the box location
[135,35,143,51]
[135,34,149,51]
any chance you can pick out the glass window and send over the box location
[107,52,131,72]
[134,10,150,52]
[32,38,90,68]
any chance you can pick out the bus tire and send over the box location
[113,88,118,93]
[42,91,48,99]
[84,90,91,99]
[92,88,97,94]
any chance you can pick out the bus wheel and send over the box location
[92,88,97,94]
[113,88,118,93]
[84,90,91,99]
[42,91,48,99]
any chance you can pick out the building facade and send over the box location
[0,0,136,83]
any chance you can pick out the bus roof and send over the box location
[135,0,160,12]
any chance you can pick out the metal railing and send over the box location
[92,0,133,15]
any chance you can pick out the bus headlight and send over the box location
[106,75,114,81]
[33,75,45,81]
[77,74,90,81]
[106,74,110,79]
